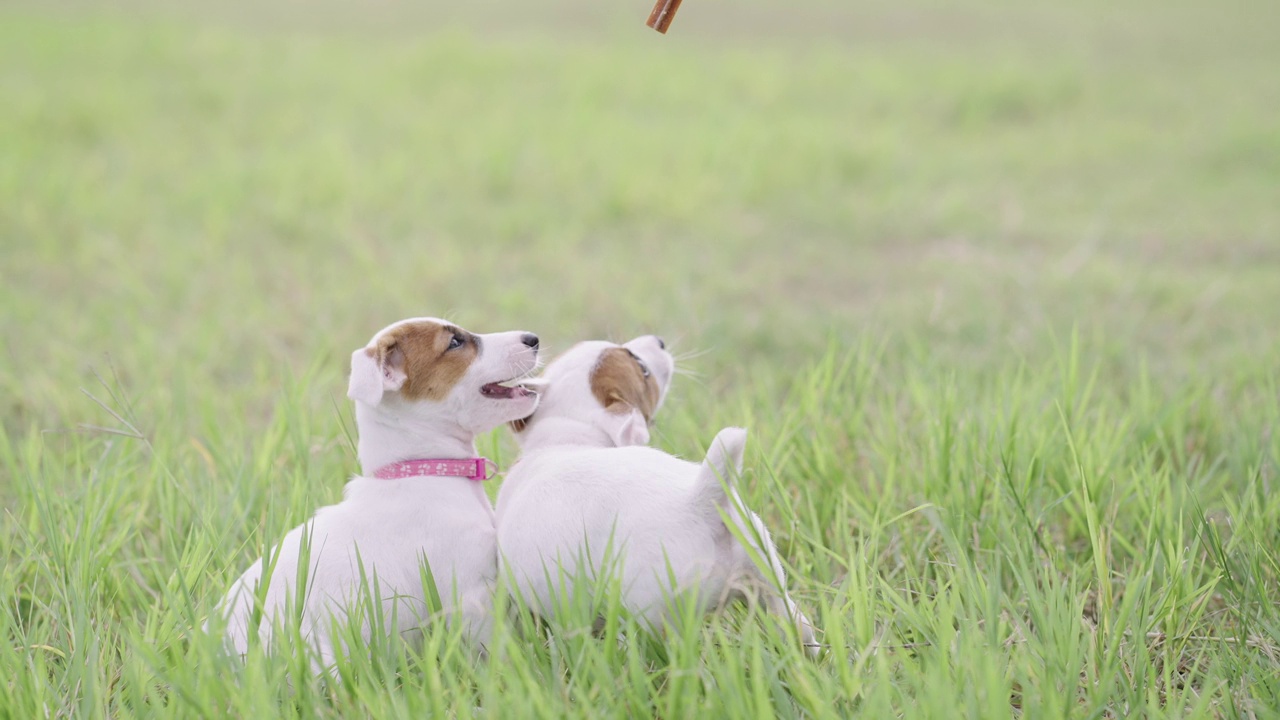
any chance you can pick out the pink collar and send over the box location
[371,458,498,481]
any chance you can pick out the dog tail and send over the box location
[694,427,748,519]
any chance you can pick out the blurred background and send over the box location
[3,4,1279,713]
[2,0,1278,435]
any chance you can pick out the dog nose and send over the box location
[521,333,540,349]
[654,336,665,350]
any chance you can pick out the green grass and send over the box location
[2,0,1279,716]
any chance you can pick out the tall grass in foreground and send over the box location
[2,339,1276,718]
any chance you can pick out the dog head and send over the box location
[348,317,541,433]
[511,334,673,447]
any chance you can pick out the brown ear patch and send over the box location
[589,347,661,420]
[373,320,479,401]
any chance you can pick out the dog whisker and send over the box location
[672,371,708,389]
[673,347,713,362]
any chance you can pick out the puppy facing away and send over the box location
[508,334,673,449]
[211,317,541,669]
[495,336,818,654]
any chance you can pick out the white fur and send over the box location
[495,337,818,654]
[512,336,672,451]
[211,317,541,670]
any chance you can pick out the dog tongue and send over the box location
[481,382,528,399]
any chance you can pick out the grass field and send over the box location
[3,0,1280,716]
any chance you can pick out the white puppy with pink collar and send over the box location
[211,317,541,668]
[495,336,817,653]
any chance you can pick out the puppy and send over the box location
[212,317,541,668]
[495,336,818,654]
[507,335,673,449]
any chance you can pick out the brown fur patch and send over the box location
[589,347,661,420]
[372,321,478,401]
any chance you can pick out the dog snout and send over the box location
[653,336,665,350]
[521,333,540,350]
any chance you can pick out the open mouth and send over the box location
[480,378,537,400]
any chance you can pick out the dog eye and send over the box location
[626,350,650,378]
[447,334,464,350]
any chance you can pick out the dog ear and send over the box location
[347,345,408,405]
[590,347,659,424]
[595,407,649,447]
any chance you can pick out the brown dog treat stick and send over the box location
[646,0,684,33]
